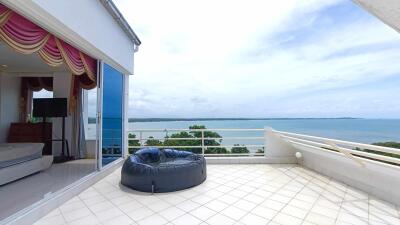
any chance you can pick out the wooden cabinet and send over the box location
[7,123,52,155]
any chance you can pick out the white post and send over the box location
[139,131,143,146]
[201,130,205,155]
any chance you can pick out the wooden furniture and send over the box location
[7,122,52,155]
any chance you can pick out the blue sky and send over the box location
[113,0,400,118]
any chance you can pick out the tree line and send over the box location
[128,125,264,155]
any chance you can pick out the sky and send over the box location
[94,1,400,118]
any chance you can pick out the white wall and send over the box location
[297,147,400,206]
[264,127,298,163]
[264,131,400,206]
[52,72,73,156]
[2,0,136,75]
[0,73,21,142]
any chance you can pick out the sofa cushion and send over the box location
[135,147,161,163]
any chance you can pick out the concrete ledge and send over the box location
[3,159,124,225]
[205,157,297,164]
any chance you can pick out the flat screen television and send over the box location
[32,98,67,118]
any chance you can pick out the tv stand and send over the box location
[50,117,73,163]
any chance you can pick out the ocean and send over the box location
[88,119,400,146]
[133,119,400,144]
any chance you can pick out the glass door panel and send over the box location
[101,63,124,166]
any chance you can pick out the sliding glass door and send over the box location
[100,63,124,166]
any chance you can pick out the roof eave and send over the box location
[100,0,141,47]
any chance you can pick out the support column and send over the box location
[122,74,129,157]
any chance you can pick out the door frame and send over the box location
[96,60,103,170]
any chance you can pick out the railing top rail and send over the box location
[274,130,400,154]
[128,145,264,148]
[127,128,265,132]
[128,137,264,141]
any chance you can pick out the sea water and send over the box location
[88,119,400,146]
[130,119,400,144]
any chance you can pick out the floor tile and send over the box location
[206,199,229,212]
[281,205,308,219]
[207,213,236,225]
[102,214,134,225]
[136,214,168,225]
[176,200,201,212]
[126,207,154,221]
[273,212,303,225]
[336,211,368,225]
[305,212,336,225]
[245,193,266,204]
[235,199,257,211]
[62,207,92,223]
[221,205,248,220]
[158,206,186,221]
[67,215,100,225]
[147,200,171,212]
[33,165,400,225]
[240,213,270,225]
[260,199,286,211]
[33,214,66,225]
[172,213,202,225]
[190,205,217,220]
[252,205,279,220]
[218,194,240,204]
[191,194,213,205]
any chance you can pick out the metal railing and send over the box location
[124,127,400,165]
[273,130,400,166]
[127,128,265,157]
[102,129,123,157]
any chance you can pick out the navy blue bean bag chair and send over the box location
[121,148,207,193]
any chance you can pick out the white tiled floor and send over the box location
[34,164,400,225]
[0,159,96,221]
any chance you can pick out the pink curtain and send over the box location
[0,3,97,87]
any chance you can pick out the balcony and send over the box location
[34,128,400,225]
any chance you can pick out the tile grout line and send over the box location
[269,166,320,225]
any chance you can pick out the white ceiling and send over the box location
[0,41,68,74]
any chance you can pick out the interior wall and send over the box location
[0,73,21,143]
[52,72,73,156]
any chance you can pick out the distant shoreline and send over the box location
[88,117,361,123]
[127,117,360,123]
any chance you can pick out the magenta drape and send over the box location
[0,3,97,87]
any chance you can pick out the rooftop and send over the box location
[34,164,400,225]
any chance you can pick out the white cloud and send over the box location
[114,0,400,118]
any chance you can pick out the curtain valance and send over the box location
[0,3,97,87]
[22,77,53,92]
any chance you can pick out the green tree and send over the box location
[231,144,249,154]
[163,131,202,153]
[362,142,400,159]
[188,125,227,154]
[372,142,400,149]
[128,133,140,154]
[145,136,163,147]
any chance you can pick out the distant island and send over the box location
[88,117,359,123]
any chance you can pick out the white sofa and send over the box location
[0,143,53,185]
